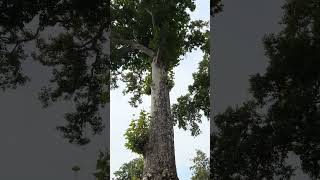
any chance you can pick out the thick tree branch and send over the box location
[111,32,154,58]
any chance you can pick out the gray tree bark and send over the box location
[142,52,179,180]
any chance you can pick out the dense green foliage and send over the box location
[171,22,210,135]
[171,1,212,136]
[172,52,210,136]
[114,157,144,180]
[211,0,320,179]
[35,0,110,145]
[190,150,210,180]
[0,0,43,90]
[249,0,320,178]
[1,0,110,145]
[124,110,150,155]
[211,102,294,179]
[111,0,208,108]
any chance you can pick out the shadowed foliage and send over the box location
[211,102,294,179]
[249,0,320,178]
[0,0,44,90]
[93,150,109,180]
[210,0,223,16]
[1,0,110,145]
[211,0,320,179]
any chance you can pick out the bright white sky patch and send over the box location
[110,1,210,179]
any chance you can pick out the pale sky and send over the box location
[110,1,210,179]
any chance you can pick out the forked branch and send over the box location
[111,31,154,57]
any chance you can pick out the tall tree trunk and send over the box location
[142,52,179,180]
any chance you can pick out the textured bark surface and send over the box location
[142,53,179,180]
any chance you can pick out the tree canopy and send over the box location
[211,0,320,179]
[249,0,320,178]
[110,0,208,108]
[211,102,294,179]
[190,150,210,180]
[1,0,44,90]
[1,0,110,145]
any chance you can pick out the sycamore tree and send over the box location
[111,0,208,179]
[123,52,210,178]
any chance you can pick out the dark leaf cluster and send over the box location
[93,150,110,180]
[1,0,111,145]
[211,0,320,179]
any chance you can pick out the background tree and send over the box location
[1,0,110,145]
[1,1,111,179]
[211,0,320,179]
[190,150,210,180]
[113,157,144,180]
[111,0,208,179]
[249,0,320,178]
[211,102,294,179]
[0,0,48,91]
[34,0,110,145]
